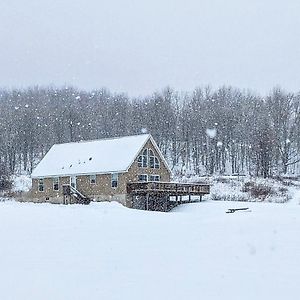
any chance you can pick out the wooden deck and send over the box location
[127,181,210,212]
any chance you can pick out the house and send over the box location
[31,134,172,206]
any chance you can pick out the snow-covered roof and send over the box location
[31,134,160,178]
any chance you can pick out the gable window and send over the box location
[149,149,155,168]
[53,177,59,191]
[138,174,148,182]
[149,175,160,182]
[138,149,148,168]
[138,155,143,167]
[90,174,96,184]
[142,149,148,167]
[138,148,160,169]
[38,178,44,192]
[154,157,160,169]
[111,173,118,188]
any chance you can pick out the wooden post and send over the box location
[167,194,170,211]
[146,193,149,211]
[200,195,202,202]
[164,194,168,212]
[189,193,191,202]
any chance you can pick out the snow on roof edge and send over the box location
[31,169,129,179]
[52,133,151,147]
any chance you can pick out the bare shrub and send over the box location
[278,187,288,194]
[242,181,255,193]
[0,163,12,192]
[210,193,249,202]
[250,184,273,199]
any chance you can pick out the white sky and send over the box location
[0,0,299,96]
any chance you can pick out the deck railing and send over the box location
[127,181,210,195]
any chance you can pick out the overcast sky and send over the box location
[0,0,299,96]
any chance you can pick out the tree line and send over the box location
[0,85,299,178]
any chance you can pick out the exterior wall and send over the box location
[30,138,171,206]
[31,176,69,203]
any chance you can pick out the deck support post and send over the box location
[146,193,149,211]
[164,194,168,212]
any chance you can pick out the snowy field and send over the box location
[0,199,300,300]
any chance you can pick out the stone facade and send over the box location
[31,139,171,206]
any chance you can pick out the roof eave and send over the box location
[31,169,128,179]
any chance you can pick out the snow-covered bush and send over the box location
[212,177,291,203]
[11,175,32,193]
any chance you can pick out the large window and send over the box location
[111,173,118,188]
[137,156,143,167]
[138,174,148,182]
[138,148,160,169]
[90,174,96,184]
[154,157,160,169]
[53,177,59,191]
[149,175,160,182]
[38,178,44,192]
[138,149,148,168]
[149,150,155,168]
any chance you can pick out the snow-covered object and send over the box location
[12,175,32,192]
[206,128,217,138]
[31,134,165,178]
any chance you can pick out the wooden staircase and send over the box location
[62,184,91,205]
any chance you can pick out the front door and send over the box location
[70,175,77,189]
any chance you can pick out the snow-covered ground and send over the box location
[176,174,298,203]
[0,199,300,300]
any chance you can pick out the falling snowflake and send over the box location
[141,128,148,134]
[206,128,217,138]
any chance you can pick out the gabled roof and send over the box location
[31,134,171,178]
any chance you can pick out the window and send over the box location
[111,173,118,188]
[154,157,160,169]
[143,149,148,156]
[138,155,143,167]
[90,174,96,184]
[38,178,44,192]
[149,150,155,168]
[138,174,148,182]
[53,177,59,191]
[138,148,160,169]
[138,151,148,168]
[142,156,147,167]
[149,175,160,182]
[142,149,148,167]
